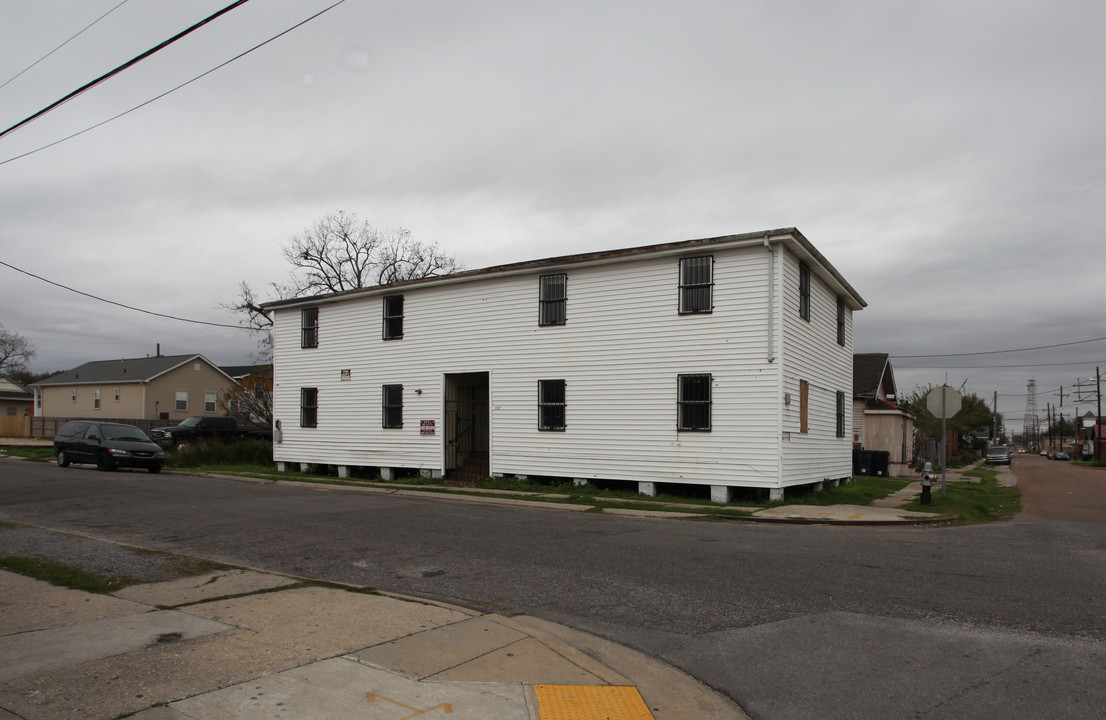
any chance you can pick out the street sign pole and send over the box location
[941,386,948,496]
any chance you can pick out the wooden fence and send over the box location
[0,416,31,437]
[27,417,171,439]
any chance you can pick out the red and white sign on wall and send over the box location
[420,420,435,435]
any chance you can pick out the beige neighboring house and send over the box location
[853,353,915,475]
[0,375,34,417]
[33,354,236,425]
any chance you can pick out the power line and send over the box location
[0,0,253,141]
[0,0,132,91]
[895,359,1104,370]
[0,259,248,330]
[893,336,1106,359]
[0,0,347,166]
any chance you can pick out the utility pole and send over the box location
[993,391,998,442]
[1098,367,1102,462]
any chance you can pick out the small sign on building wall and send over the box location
[420,420,435,435]
[340,369,351,381]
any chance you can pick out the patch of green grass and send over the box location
[771,476,912,507]
[0,447,55,461]
[0,556,141,593]
[901,466,1020,524]
[164,439,275,469]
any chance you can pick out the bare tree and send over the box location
[0,323,36,375]
[276,211,462,296]
[222,211,463,410]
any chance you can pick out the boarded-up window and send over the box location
[836,391,846,438]
[800,380,809,434]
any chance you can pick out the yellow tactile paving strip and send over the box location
[535,684,654,720]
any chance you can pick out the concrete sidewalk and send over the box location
[0,565,744,720]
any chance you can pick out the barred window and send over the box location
[836,391,846,438]
[538,379,566,431]
[678,374,712,431]
[539,274,567,326]
[301,307,319,348]
[382,384,403,429]
[799,263,811,321]
[679,256,713,314]
[383,295,404,340]
[300,387,318,428]
[837,296,846,346]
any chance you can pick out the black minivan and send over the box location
[54,421,166,473]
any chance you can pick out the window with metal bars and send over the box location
[678,256,713,314]
[836,391,846,438]
[383,295,404,339]
[301,307,319,348]
[538,379,566,430]
[300,387,318,428]
[539,274,567,326]
[837,296,846,345]
[799,263,811,321]
[677,374,712,431]
[382,384,403,428]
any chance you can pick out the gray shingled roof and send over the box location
[32,354,224,386]
[853,353,890,400]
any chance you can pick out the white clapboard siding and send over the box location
[778,249,855,486]
[271,231,862,491]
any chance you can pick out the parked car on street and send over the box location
[54,421,165,472]
[1053,451,1071,461]
[985,446,1012,465]
[149,416,272,447]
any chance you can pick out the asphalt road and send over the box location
[2,457,1104,719]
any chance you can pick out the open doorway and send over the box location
[444,372,489,485]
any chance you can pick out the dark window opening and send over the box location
[538,379,566,431]
[678,374,712,431]
[799,263,811,321]
[301,307,319,348]
[539,274,567,326]
[300,387,318,428]
[837,296,846,345]
[383,295,404,339]
[382,384,403,429]
[836,391,846,438]
[679,256,713,314]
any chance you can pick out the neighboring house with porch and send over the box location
[852,352,915,474]
[0,375,34,418]
[265,228,865,501]
[32,354,237,429]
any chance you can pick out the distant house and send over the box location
[219,364,273,425]
[32,354,237,426]
[0,375,34,417]
[264,228,866,500]
[852,353,915,474]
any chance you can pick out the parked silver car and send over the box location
[985,446,1012,465]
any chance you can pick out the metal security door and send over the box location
[444,373,489,485]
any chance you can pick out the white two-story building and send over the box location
[265,228,865,501]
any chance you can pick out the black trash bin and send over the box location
[869,451,891,477]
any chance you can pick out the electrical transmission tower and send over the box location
[1024,379,1040,452]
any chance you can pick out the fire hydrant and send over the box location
[920,462,934,505]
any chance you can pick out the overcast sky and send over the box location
[2,0,1103,432]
